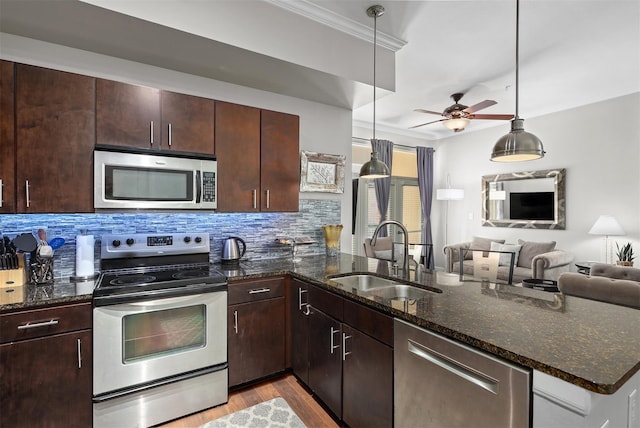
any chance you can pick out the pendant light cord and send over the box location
[373,10,378,141]
[515,0,520,120]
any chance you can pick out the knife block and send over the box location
[1,254,26,305]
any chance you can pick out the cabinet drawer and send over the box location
[0,302,92,343]
[309,284,343,321]
[343,299,393,347]
[228,277,285,305]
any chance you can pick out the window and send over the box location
[353,177,422,255]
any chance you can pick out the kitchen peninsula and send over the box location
[2,253,639,427]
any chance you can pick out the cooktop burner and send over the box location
[94,232,227,306]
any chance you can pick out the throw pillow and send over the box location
[517,239,556,268]
[490,242,522,266]
[466,236,506,260]
[375,244,404,262]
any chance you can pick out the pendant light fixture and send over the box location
[359,5,390,178]
[491,0,545,162]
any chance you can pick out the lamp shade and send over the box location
[491,119,545,162]
[436,188,464,201]
[359,151,390,178]
[588,215,625,236]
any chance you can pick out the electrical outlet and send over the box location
[629,389,638,428]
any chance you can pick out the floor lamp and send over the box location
[588,215,625,264]
[436,178,464,245]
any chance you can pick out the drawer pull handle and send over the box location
[248,288,271,294]
[17,319,59,330]
[342,333,352,360]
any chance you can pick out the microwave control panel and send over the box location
[202,171,216,202]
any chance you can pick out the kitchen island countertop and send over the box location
[3,253,639,396]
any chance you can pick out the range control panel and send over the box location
[100,232,210,259]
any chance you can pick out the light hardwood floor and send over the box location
[157,374,339,428]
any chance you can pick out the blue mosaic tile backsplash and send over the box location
[0,199,341,278]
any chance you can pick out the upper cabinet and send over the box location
[96,79,214,154]
[215,101,299,212]
[0,61,15,213]
[15,64,95,213]
[260,109,300,212]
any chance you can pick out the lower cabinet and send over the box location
[228,277,286,387]
[290,278,393,428]
[0,302,93,428]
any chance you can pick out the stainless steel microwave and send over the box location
[94,146,217,210]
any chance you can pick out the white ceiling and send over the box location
[1,0,638,143]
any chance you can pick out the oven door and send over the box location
[93,291,226,396]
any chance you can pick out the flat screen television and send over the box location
[509,192,554,220]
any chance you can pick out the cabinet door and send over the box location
[0,60,15,213]
[228,298,285,387]
[290,279,310,384]
[308,308,342,419]
[0,330,92,427]
[215,101,260,212]
[96,79,161,149]
[342,324,393,428]
[16,65,95,213]
[260,110,299,212]
[161,91,214,154]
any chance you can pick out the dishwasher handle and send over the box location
[407,339,499,395]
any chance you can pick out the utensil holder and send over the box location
[322,225,343,257]
[29,256,54,285]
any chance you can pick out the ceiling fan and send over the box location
[410,93,514,132]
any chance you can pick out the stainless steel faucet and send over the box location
[370,220,409,275]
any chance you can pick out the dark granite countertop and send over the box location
[3,253,638,395]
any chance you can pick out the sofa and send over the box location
[558,264,640,309]
[444,236,574,283]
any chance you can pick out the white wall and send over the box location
[1,34,354,252]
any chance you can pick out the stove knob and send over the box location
[126,238,135,246]
[112,239,121,248]
[184,236,191,243]
[195,236,202,243]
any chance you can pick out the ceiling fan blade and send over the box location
[471,114,515,120]
[463,100,497,114]
[414,108,443,116]
[408,118,446,129]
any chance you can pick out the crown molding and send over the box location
[265,0,406,52]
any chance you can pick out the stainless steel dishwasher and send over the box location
[394,319,531,427]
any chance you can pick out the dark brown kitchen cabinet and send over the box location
[260,109,299,212]
[0,60,15,213]
[96,79,214,153]
[215,101,299,212]
[290,279,393,427]
[15,64,95,213]
[227,277,286,387]
[0,302,92,428]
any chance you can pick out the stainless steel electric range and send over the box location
[92,232,228,428]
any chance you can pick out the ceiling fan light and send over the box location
[360,151,390,178]
[491,118,545,162]
[443,117,470,132]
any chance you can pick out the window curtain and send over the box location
[371,139,393,237]
[417,146,434,269]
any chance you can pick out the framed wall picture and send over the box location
[300,151,345,193]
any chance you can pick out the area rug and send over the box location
[200,397,307,428]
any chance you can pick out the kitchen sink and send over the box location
[361,284,434,301]
[327,274,399,291]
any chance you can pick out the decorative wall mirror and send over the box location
[481,168,566,229]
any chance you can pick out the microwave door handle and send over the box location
[195,170,202,203]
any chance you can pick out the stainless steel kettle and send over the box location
[221,237,246,263]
